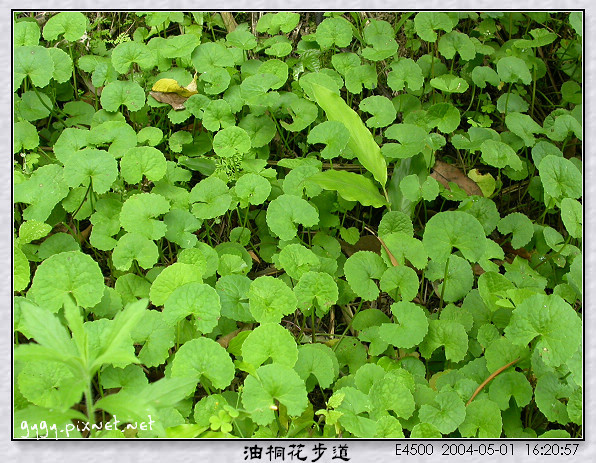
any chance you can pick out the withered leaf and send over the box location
[430,160,483,197]
[149,91,189,110]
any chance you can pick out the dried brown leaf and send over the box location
[430,160,483,197]
[149,91,188,110]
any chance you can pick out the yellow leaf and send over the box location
[468,169,496,197]
[151,77,198,98]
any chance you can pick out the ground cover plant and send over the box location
[13,11,582,439]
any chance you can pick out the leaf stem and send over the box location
[466,357,520,406]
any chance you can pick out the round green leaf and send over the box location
[14,164,69,222]
[497,56,532,84]
[48,48,74,83]
[359,95,396,128]
[241,364,308,426]
[28,251,104,313]
[560,198,582,239]
[191,42,234,72]
[120,193,170,240]
[418,389,466,434]
[379,301,429,349]
[538,155,582,200]
[63,148,118,194]
[100,80,146,112]
[316,17,353,49]
[343,251,386,301]
[190,177,232,220]
[277,244,319,280]
[459,398,502,438]
[164,209,201,249]
[426,254,474,303]
[14,20,40,47]
[497,212,534,249]
[111,41,155,74]
[379,266,419,302]
[419,319,468,363]
[149,262,203,307]
[430,74,469,93]
[171,337,235,390]
[216,274,253,322]
[235,173,271,207]
[242,323,298,368]
[14,120,39,152]
[163,282,221,334]
[14,46,54,88]
[294,344,339,390]
[266,194,319,241]
[120,146,167,184]
[387,58,424,92]
[248,276,297,324]
[294,271,338,317]
[423,211,486,263]
[238,113,276,148]
[212,126,251,158]
[438,30,476,60]
[42,12,88,41]
[112,232,158,271]
[307,121,350,160]
[505,293,581,367]
[414,12,455,42]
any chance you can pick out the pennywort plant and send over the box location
[14,11,582,438]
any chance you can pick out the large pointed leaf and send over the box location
[309,170,388,208]
[311,83,387,187]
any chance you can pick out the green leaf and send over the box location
[361,19,398,61]
[14,46,54,88]
[307,121,350,160]
[241,364,308,426]
[419,319,468,362]
[241,323,298,368]
[309,170,387,208]
[414,12,455,42]
[111,41,155,74]
[191,42,235,72]
[310,82,387,187]
[459,398,502,438]
[294,344,338,390]
[100,80,146,112]
[430,74,469,93]
[164,209,201,249]
[130,310,175,367]
[505,293,581,368]
[28,251,104,313]
[14,245,30,292]
[418,389,466,434]
[248,276,297,324]
[538,155,582,200]
[266,194,319,241]
[438,31,476,61]
[343,251,386,301]
[425,103,461,133]
[560,198,582,239]
[120,193,170,240]
[369,369,416,419]
[471,66,500,88]
[14,120,39,152]
[505,112,543,147]
[14,164,69,222]
[378,301,429,349]
[163,282,221,334]
[534,372,572,424]
[111,233,159,271]
[497,56,532,84]
[171,337,235,389]
[277,244,319,280]
[379,265,419,302]
[216,274,253,322]
[279,98,318,132]
[42,12,88,41]
[14,20,40,46]
[89,196,122,251]
[149,262,203,307]
[359,95,396,128]
[120,146,167,184]
[497,213,534,249]
[234,173,271,207]
[316,17,353,49]
[387,58,424,92]
[257,12,300,35]
[189,176,232,220]
[423,211,486,263]
[294,271,338,317]
[88,121,137,159]
[212,126,251,158]
[63,148,118,194]
[239,113,276,148]
[90,298,148,370]
[488,370,533,410]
